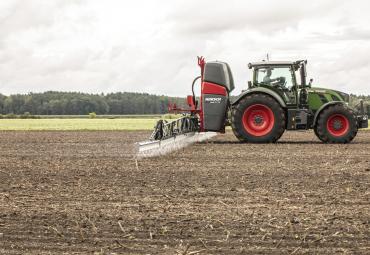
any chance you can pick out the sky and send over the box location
[0,0,370,96]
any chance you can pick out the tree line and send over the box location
[0,91,368,115]
[0,91,186,115]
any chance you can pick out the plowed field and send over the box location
[0,131,369,254]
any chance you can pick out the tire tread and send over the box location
[315,104,357,143]
[231,94,285,143]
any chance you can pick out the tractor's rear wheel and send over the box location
[315,104,357,143]
[231,94,285,143]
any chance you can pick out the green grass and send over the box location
[34,114,163,119]
[0,119,158,131]
[0,119,368,131]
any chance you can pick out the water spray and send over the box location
[136,132,217,158]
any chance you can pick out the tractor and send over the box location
[138,57,368,154]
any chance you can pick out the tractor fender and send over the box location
[313,101,346,127]
[232,87,286,108]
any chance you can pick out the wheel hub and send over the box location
[333,120,343,130]
[254,115,263,125]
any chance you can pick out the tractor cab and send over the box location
[248,61,308,107]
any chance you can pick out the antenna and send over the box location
[266,53,270,61]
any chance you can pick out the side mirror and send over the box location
[248,81,252,88]
[308,78,313,87]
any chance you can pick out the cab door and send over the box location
[254,65,298,106]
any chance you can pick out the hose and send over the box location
[192,76,201,109]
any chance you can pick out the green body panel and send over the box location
[307,87,347,112]
[232,86,286,107]
[233,85,347,112]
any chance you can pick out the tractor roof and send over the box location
[248,60,306,69]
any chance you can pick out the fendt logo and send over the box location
[205,97,222,104]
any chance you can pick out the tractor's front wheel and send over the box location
[315,104,357,143]
[231,94,286,143]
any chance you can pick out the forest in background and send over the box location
[0,91,368,115]
[0,91,186,115]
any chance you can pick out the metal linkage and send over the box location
[149,116,199,141]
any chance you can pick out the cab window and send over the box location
[256,67,295,90]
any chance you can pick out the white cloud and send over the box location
[0,0,369,96]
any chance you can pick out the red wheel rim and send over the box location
[242,104,275,137]
[326,114,349,137]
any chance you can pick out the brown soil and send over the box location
[0,130,369,254]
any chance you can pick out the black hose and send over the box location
[192,76,201,109]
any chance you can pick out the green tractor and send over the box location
[231,60,368,143]
[139,58,368,155]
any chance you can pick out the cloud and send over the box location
[0,0,369,96]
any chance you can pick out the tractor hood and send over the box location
[308,87,350,103]
[306,86,350,112]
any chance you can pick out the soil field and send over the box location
[0,130,369,254]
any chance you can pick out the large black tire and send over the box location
[315,104,357,143]
[231,94,286,143]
